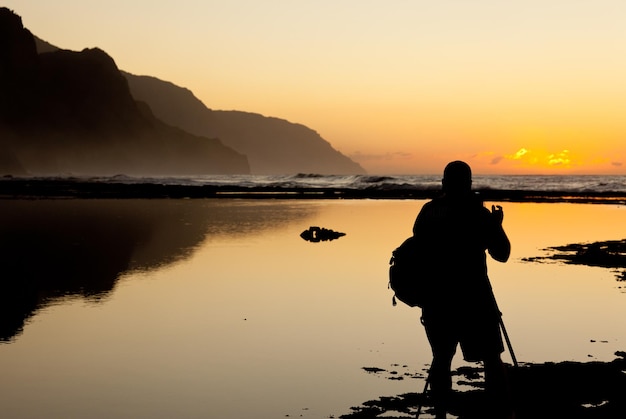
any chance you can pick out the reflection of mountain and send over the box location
[0,8,249,176]
[0,199,316,341]
[0,200,205,341]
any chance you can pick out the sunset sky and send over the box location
[5,1,626,174]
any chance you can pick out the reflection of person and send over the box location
[412,161,514,419]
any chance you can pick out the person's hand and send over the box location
[491,205,504,225]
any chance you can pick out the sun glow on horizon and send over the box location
[351,144,625,175]
[4,1,626,176]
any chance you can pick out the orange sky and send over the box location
[5,1,626,174]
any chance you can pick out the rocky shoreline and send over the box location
[341,352,626,418]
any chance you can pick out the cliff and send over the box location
[124,73,366,175]
[0,8,249,176]
[23,6,365,176]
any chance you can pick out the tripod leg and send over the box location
[416,368,431,418]
[489,284,518,368]
[499,317,518,368]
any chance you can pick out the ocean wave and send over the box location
[3,174,626,201]
[293,173,326,179]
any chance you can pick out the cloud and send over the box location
[612,161,623,167]
[547,150,571,166]
[512,149,527,159]
[505,148,539,165]
[470,151,504,165]
[510,148,529,160]
[502,147,574,168]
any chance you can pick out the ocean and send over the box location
[4,174,626,201]
[78,173,626,193]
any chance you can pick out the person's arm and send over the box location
[487,205,511,262]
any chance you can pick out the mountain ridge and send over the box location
[0,8,249,176]
[123,72,366,174]
[6,7,366,176]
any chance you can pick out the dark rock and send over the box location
[523,239,626,280]
[300,226,346,242]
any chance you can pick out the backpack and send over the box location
[388,236,429,307]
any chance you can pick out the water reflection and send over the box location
[0,199,316,341]
[1,199,625,419]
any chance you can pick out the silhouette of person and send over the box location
[412,161,514,419]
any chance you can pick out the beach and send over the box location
[0,197,625,418]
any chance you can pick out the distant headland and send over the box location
[0,8,365,177]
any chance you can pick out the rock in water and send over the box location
[300,226,346,242]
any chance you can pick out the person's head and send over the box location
[442,160,472,197]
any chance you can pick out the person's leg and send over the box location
[429,348,455,419]
[459,313,513,418]
[423,315,458,419]
[483,355,515,419]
